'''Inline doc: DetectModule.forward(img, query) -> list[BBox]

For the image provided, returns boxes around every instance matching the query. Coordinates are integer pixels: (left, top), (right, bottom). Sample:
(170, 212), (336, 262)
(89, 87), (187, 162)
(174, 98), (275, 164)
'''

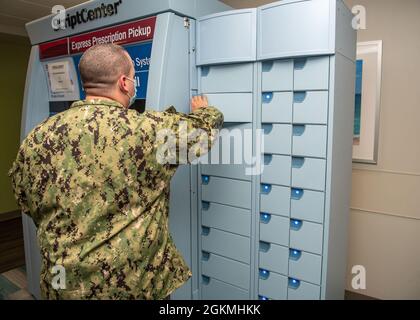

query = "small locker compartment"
(201, 123), (254, 181)
(262, 124), (292, 155)
(261, 154), (291, 186)
(292, 125), (328, 159)
(259, 213), (289, 247)
(201, 227), (250, 264)
(201, 176), (251, 209)
(200, 63), (253, 93)
(293, 91), (329, 125)
(261, 59), (294, 92)
(201, 201), (251, 237)
(202, 251), (250, 290)
(287, 278), (321, 300)
(259, 241), (289, 276)
(289, 219), (323, 255)
(261, 91), (293, 124)
(201, 276), (249, 300)
(258, 269), (288, 300)
(291, 157), (326, 192)
(260, 184), (290, 217)
(290, 188), (325, 224)
(288, 249), (322, 285)
(294, 56), (330, 91)
(201, 164), (251, 182)
(206, 93), (253, 123)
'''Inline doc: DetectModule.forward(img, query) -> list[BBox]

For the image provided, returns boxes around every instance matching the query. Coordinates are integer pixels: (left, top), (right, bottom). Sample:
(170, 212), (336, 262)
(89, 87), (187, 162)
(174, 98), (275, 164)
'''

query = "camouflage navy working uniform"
(9, 99), (223, 299)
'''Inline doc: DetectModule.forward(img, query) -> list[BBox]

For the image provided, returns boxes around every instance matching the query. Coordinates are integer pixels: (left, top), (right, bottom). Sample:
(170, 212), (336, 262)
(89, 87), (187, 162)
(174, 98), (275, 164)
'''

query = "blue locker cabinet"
(195, 0), (356, 300)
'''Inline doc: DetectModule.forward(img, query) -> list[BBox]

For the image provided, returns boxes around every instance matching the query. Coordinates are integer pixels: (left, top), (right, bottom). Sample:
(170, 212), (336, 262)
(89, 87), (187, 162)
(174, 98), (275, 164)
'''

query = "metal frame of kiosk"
(22, 0), (231, 300)
(22, 0), (356, 300)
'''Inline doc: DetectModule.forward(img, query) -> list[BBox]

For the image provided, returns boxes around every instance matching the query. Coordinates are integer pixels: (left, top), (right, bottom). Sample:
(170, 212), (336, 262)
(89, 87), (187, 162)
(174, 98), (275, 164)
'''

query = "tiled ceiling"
(0, 0), (86, 36)
(0, 0), (277, 37)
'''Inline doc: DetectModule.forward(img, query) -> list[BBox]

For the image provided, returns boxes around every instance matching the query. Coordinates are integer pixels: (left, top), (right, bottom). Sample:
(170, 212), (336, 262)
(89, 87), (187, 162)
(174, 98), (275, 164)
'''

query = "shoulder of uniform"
(142, 109), (167, 122)
(70, 99), (124, 109)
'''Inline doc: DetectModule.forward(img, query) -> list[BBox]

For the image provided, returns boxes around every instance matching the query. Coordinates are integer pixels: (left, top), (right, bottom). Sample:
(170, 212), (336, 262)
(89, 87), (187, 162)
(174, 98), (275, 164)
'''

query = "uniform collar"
(70, 99), (126, 109)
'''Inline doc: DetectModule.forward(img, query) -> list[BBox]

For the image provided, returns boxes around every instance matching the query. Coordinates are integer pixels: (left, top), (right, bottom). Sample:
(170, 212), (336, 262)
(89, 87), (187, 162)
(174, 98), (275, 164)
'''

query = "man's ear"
(118, 75), (128, 94)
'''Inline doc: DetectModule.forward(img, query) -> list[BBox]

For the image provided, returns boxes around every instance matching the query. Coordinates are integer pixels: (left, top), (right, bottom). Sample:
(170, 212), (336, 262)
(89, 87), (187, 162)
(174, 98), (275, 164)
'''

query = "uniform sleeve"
(144, 106), (224, 165)
(8, 149), (31, 218)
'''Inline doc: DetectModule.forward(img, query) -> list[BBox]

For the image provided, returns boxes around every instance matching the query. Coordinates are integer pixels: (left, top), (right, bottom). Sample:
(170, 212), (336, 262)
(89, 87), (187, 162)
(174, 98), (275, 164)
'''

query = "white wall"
(346, 0), (420, 300)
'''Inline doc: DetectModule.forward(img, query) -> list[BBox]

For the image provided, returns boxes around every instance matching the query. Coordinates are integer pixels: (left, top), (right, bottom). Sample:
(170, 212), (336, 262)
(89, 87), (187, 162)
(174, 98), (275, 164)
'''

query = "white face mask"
(125, 77), (137, 107)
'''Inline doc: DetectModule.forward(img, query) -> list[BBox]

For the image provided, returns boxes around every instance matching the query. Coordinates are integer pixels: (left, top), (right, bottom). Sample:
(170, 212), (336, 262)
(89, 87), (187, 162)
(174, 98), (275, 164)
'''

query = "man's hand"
(191, 95), (208, 113)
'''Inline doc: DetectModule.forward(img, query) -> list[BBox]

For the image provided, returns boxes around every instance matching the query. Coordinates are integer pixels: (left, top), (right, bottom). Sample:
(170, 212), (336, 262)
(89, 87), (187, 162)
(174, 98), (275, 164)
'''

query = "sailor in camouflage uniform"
(9, 44), (223, 299)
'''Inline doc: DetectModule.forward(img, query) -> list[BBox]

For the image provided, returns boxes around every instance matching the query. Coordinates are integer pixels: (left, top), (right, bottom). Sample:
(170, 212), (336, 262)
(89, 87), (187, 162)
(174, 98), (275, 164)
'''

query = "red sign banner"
(69, 16), (156, 54)
(39, 38), (69, 60)
(39, 16), (156, 60)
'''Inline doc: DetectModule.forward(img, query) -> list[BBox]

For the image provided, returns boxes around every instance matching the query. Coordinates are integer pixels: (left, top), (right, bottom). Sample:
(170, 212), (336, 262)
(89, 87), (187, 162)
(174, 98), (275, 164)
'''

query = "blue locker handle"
(202, 226), (211, 236)
(294, 58), (307, 70)
(202, 175), (210, 185)
(291, 188), (304, 200)
(288, 278), (301, 289)
(202, 251), (211, 261)
(289, 249), (302, 261)
(294, 91), (307, 103)
(261, 184), (272, 194)
(262, 124), (273, 135)
(201, 66), (210, 77)
(259, 241), (271, 253)
(259, 269), (270, 280)
(260, 213), (272, 224)
(292, 157), (305, 168)
(263, 154), (273, 165)
(290, 219), (303, 231)
(202, 275), (211, 285)
(262, 61), (274, 72)
(202, 201), (210, 210)
(292, 125), (306, 136)
(262, 92), (274, 104)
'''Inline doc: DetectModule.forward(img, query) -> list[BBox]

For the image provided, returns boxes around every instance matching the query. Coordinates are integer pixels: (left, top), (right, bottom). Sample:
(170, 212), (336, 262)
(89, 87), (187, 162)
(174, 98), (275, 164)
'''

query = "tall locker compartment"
(195, 0), (356, 300)
(196, 9), (258, 300)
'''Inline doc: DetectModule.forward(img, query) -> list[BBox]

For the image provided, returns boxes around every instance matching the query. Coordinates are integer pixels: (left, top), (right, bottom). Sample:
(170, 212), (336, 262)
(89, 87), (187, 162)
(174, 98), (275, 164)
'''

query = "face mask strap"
(124, 76), (137, 107)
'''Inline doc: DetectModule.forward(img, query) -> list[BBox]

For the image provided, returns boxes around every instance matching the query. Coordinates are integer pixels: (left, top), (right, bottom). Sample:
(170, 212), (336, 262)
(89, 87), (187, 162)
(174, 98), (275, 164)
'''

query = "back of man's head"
(79, 44), (132, 94)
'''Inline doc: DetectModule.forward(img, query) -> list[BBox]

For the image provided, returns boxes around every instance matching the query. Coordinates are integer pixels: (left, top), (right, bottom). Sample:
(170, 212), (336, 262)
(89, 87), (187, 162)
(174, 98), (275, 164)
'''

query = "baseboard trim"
(345, 290), (378, 300)
(0, 210), (21, 223)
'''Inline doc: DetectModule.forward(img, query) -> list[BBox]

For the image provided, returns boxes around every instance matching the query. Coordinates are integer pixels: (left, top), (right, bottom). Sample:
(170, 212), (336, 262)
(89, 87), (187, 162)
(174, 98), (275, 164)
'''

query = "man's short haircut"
(79, 43), (133, 91)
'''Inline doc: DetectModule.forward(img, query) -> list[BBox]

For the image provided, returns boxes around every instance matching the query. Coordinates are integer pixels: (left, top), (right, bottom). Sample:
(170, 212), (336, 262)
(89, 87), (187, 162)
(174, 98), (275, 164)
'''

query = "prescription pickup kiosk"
(22, 0), (356, 300)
